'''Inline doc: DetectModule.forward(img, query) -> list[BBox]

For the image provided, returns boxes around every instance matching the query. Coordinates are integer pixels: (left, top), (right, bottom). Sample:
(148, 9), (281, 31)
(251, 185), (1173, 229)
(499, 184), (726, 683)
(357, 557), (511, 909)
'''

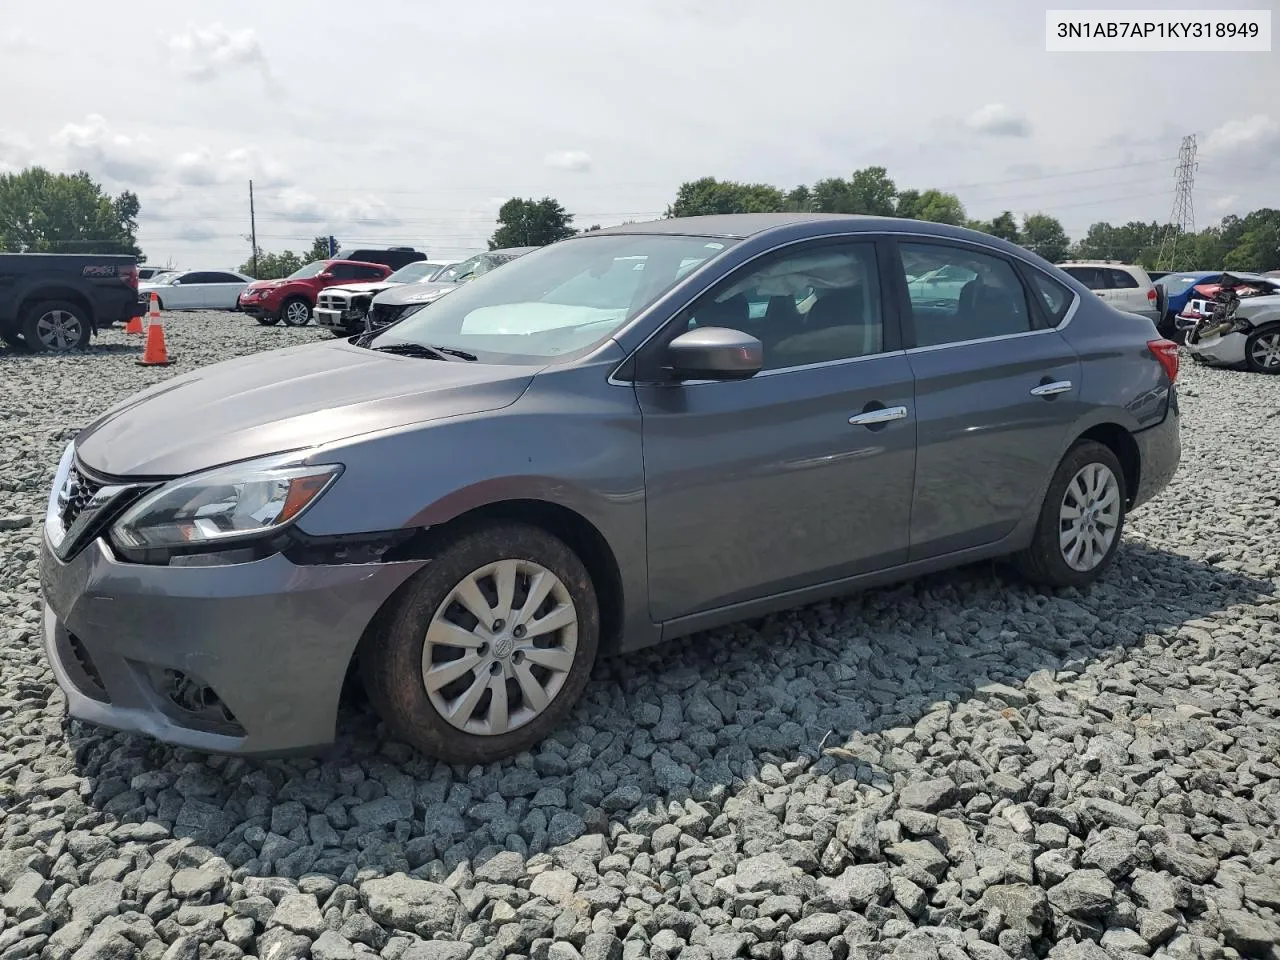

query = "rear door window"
(1106, 269), (1139, 289)
(1061, 266), (1106, 290)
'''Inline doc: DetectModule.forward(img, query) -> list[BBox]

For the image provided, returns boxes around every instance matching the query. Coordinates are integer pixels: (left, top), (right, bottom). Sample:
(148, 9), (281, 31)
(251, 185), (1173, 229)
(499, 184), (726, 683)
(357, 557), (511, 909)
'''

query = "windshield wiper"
(367, 342), (478, 361)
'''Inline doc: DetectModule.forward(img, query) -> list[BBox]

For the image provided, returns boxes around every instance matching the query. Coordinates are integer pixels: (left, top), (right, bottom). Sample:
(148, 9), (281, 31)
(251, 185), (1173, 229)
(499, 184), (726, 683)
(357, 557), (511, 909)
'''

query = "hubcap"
(1251, 333), (1280, 369)
(36, 310), (83, 350)
(286, 302), (308, 324)
(422, 559), (578, 736)
(1059, 462), (1121, 572)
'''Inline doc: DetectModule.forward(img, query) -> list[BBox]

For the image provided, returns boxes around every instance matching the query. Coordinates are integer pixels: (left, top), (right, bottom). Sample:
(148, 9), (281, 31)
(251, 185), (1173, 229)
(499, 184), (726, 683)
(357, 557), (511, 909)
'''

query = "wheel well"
(357, 499), (626, 661)
(20, 288), (95, 324)
(1078, 423), (1140, 505)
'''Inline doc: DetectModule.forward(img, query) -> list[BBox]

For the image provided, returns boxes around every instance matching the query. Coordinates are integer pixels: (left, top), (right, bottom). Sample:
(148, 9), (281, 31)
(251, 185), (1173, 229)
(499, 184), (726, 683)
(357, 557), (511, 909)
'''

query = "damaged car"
(1182, 273), (1280, 373)
(364, 247), (536, 334)
(314, 260), (455, 337)
(38, 213), (1181, 762)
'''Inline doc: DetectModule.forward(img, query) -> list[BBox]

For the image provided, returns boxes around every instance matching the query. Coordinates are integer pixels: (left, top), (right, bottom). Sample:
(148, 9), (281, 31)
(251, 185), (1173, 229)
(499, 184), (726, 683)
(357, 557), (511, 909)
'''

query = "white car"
(314, 260), (456, 336)
(1057, 260), (1161, 323)
(139, 269), (255, 311)
(1171, 272), (1280, 341)
(1183, 282), (1280, 374)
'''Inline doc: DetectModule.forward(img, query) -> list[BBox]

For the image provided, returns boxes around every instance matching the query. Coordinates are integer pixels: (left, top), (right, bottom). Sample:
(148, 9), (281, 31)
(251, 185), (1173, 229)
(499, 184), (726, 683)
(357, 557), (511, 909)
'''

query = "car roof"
(590, 212), (881, 239)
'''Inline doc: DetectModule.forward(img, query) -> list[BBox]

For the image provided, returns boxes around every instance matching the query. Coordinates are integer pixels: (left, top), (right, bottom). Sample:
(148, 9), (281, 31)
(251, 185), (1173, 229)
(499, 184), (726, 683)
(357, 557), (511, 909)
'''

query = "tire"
(1012, 439), (1127, 590)
(22, 300), (91, 352)
(361, 521), (600, 764)
(1244, 327), (1280, 374)
(256, 315), (280, 326)
(281, 298), (312, 326)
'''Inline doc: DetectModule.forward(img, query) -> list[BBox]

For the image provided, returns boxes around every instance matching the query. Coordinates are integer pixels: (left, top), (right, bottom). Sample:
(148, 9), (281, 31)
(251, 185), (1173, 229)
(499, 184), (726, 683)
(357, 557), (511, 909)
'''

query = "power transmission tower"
(1156, 135), (1197, 270)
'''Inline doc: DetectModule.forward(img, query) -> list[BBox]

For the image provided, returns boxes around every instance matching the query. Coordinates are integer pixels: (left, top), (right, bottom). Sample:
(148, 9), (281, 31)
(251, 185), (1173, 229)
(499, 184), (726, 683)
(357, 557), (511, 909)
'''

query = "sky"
(1, 0), (1277, 270)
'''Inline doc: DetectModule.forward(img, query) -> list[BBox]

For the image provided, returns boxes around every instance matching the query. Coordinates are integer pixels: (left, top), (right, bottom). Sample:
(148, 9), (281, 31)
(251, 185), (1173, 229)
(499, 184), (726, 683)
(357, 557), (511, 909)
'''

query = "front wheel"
(281, 298), (312, 326)
(22, 300), (91, 352)
(1244, 327), (1280, 374)
(361, 521), (599, 764)
(1012, 439), (1127, 589)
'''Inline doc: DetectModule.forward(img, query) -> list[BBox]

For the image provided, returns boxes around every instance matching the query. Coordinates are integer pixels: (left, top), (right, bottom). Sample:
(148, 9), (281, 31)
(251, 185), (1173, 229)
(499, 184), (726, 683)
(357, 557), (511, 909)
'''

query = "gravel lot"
(2, 313), (1279, 960)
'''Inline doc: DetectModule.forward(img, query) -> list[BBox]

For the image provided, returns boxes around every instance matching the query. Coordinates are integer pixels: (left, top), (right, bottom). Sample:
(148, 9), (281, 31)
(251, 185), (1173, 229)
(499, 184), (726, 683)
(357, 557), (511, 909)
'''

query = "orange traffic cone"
(136, 314), (172, 366)
(148, 292), (161, 323)
(124, 313), (143, 334)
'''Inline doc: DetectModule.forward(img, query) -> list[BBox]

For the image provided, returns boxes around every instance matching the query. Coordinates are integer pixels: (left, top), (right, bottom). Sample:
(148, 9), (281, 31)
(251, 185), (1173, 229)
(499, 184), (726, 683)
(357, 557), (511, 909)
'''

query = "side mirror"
(665, 327), (763, 381)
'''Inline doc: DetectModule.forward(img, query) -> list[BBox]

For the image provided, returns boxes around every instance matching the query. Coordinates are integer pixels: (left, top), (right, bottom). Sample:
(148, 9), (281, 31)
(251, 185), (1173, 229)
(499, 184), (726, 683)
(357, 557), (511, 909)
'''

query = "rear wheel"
(22, 300), (91, 352)
(1013, 439), (1127, 589)
(361, 521), (599, 764)
(281, 298), (311, 326)
(1244, 327), (1280, 374)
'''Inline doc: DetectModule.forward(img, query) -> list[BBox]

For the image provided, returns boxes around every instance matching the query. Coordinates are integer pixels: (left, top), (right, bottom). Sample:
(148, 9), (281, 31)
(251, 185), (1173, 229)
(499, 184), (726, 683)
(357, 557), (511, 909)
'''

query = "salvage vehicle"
(238, 259), (393, 326)
(1163, 270), (1280, 341)
(39, 213), (1182, 762)
(0, 252), (144, 351)
(315, 260), (454, 337)
(1184, 273), (1280, 373)
(365, 247), (535, 332)
(139, 269), (255, 312)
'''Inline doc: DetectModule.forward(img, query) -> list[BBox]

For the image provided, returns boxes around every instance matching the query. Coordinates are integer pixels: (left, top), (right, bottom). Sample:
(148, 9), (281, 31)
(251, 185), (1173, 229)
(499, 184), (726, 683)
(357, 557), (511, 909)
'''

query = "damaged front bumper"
(1185, 316), (1252, 366)
(39, 529), (426, 756)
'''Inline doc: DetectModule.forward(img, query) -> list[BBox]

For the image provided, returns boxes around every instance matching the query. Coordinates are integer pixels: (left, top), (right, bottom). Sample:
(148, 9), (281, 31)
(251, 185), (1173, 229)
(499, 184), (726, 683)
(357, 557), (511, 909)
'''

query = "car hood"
(373, 280), (459, 306)
(325, 280), (403, 297)
(73, 339), (536, 477)
(245, 278), (289, 292)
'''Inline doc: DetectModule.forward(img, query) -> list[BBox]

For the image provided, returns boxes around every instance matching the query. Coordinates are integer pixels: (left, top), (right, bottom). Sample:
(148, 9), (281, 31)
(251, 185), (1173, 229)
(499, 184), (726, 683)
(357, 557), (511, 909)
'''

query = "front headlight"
(110, 454), (343, 556)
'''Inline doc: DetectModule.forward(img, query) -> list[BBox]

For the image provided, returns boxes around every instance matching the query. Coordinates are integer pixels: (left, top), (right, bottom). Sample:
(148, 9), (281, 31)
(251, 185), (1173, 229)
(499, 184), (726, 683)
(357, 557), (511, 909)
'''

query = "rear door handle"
(1030, 380), (1073, 397)
(848, 405), (908, 426)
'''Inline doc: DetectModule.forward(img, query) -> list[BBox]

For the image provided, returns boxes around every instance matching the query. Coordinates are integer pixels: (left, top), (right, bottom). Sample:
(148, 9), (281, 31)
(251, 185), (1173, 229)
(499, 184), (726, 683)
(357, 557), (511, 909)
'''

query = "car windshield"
(287, 261), (328, 280)
(386, 262), (439, 283)
(435, 253), (515, 284)
(368, 233), (735, 363)
(1162, 274), (1214, 296)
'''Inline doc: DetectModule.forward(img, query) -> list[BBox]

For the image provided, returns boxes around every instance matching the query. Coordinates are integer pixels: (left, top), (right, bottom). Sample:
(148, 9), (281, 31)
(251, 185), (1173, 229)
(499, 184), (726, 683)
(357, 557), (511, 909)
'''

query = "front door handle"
(1030, 380), (1073, 397)
(848, 405), (908, 427)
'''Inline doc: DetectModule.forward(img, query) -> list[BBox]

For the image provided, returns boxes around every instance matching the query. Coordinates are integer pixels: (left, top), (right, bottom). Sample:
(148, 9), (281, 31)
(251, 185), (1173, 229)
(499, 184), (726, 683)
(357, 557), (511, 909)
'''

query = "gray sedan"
(39, 213), (1182, 762)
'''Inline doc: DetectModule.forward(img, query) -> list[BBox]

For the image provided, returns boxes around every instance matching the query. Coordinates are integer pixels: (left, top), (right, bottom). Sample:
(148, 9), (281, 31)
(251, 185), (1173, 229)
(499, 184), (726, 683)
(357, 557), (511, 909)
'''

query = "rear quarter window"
(1029, 271), (1074, 324)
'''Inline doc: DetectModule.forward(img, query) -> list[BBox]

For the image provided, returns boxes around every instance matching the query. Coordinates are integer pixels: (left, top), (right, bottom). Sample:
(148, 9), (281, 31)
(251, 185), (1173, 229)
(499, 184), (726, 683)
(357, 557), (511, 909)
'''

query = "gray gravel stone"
(3, 323), (1280, 960)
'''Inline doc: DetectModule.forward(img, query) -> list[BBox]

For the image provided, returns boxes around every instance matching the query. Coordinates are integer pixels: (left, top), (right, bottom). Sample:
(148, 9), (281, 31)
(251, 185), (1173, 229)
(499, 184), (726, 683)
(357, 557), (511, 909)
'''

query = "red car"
(238, 259), (393, 327)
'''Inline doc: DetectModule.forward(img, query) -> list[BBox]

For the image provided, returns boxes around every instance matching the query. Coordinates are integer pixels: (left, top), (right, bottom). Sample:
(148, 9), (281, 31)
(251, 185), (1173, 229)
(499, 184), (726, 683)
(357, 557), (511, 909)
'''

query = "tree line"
(3, 165), (1275, 275)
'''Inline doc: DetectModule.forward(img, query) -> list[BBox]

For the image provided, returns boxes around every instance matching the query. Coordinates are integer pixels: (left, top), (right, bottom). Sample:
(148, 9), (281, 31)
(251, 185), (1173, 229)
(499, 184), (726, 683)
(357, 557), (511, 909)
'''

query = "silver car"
(39, 214), (1182, 763)
(366, 247), (536, 332)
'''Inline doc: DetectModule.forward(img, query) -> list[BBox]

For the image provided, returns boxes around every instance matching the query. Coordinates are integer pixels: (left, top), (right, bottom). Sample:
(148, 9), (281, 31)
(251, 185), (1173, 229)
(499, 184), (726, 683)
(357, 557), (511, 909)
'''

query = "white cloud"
(169, 23), (268, 81)
(545, 150), (593, 173)
(964, 104), (1031, 138)
(174, 145), (292, 188)
(1202, 114), (1280, 168)
(0, 28), (38, 52)
(340, 196), (402, 227)
(0, 130), (32, 174)
(51, 114), (164, 185)
(267, 188), (326, 223)
(1211, 194), (1240, 212)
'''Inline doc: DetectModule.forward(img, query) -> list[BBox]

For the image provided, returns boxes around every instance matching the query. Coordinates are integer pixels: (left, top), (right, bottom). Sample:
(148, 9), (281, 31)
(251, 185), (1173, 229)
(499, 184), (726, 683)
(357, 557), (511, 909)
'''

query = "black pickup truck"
(0, 253), (144, 352)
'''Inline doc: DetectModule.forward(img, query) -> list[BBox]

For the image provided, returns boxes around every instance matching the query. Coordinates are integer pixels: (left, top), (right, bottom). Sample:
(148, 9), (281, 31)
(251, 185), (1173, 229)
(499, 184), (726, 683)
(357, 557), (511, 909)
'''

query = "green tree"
(905, 189), (966, 225)
(811, 167), (898, 216)
(1020, 213), (1070, 263)
(308, 236), (333, 261)
(238, 246), (308, 280)
(489, 197), (577, 249)
(666, 177), (787, 217)
(0, 166), (142, 257)
(988, 211), (1021, 243)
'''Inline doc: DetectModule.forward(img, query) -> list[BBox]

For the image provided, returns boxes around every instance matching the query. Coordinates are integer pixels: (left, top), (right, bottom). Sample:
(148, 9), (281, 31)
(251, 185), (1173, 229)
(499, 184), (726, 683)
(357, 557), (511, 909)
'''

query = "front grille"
(318, 293), (347, 310)
(60, 466), (102, 532)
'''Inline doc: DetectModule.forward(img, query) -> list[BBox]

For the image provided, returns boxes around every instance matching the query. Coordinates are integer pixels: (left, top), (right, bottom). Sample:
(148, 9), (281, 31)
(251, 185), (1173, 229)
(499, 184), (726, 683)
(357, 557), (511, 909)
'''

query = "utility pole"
(249, 179), (259, 278)
(1156, 135), (1197, 271)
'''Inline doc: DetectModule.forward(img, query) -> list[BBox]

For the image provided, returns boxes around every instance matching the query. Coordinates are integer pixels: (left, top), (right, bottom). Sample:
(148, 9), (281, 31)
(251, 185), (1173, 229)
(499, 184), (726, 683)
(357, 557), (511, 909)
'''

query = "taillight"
(119, 264), (138, 290)
(1148, 339), (1179, 383)
(1147, 288), (1157, 301)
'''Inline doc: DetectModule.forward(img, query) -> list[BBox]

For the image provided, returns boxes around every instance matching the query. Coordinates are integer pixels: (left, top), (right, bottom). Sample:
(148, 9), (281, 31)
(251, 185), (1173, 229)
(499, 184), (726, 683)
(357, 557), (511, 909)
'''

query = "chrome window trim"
(606, 228), (1082, 386)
